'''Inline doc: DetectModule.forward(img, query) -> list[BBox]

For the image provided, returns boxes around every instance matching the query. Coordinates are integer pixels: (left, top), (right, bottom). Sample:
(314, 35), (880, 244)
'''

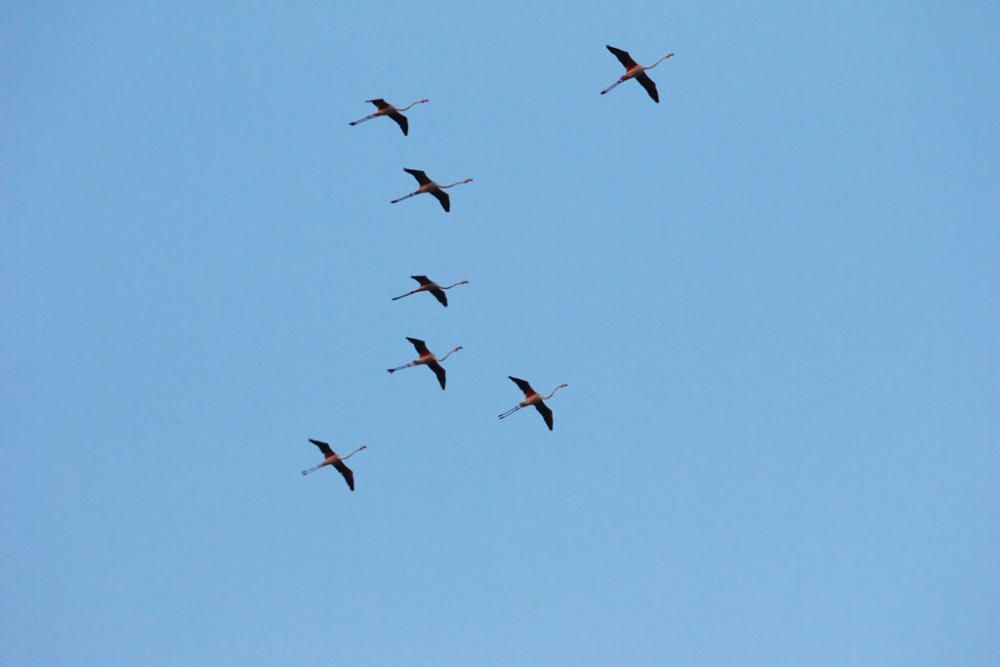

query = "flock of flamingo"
(302, 45), (674, 492)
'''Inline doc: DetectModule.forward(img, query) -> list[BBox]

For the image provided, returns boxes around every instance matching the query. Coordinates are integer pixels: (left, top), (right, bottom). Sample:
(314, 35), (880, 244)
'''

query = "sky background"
(2, 2), (998, 665)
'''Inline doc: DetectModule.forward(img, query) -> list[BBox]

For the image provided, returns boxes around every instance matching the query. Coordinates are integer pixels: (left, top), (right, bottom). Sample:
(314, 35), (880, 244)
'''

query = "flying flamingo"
(301, 439), (367, 491)
(349, 98), (429, 136)
(498, 376), (569, 431)
(392, 275), (470, 307)
(391, 168), (473, 212)
(387, 337), (463, 390)
(600, 45), (674, 103)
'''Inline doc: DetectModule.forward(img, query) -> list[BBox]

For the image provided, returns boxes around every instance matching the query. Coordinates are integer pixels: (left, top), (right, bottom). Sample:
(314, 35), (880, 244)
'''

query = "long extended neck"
(440, 179), (472, 190)
(442, 280), (469, 290)
(342, 444), (367, 461)
(439, 346), (463, 362)
(543, 384), (568, 400)
(398, 99), (428, 111)
(648, 53), (674, 69)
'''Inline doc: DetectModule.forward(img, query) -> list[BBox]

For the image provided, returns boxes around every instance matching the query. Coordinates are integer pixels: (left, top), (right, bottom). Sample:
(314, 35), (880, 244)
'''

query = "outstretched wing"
(388, 111), (408, 136)
(606, 45), (638, 69)
(508, 376), (536, 397)
(534, 401), (554, 431)
(406, 337), (430, 355)
(332, 460), (355, 491)
(635, 72), (659, 103)
(403, 168), (431, 185)
(411, 275), (433, 286)
(366, 98), (391, 109)
(308, 438), (334, 457)
(428, 287), (448, 307)
(430, 189), (451, 212)
(427, 360), (446, 390)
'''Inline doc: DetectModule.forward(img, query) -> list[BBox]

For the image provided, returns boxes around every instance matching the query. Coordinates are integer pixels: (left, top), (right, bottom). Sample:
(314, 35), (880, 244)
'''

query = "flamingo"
(301, 439), (367, 491)
(498, 376), (569, 431)
(349, 98), (429, 136)
(391, 168), (473, 212)
(392, 275), (470, 307)
(387, 337), (463, 390)
(600, 45), (674, 103)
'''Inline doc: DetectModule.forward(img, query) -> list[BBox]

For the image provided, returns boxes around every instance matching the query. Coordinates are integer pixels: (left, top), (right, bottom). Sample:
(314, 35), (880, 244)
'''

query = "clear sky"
(2, 2), (997, 665)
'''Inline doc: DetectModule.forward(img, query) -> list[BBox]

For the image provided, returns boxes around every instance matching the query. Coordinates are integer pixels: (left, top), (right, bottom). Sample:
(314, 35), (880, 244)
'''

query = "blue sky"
(2, 2), (997, 665)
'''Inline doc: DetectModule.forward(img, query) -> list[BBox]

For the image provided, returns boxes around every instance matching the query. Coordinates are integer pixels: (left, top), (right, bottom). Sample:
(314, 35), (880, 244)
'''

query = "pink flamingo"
(349, 98), (429, 136)
(301, 439), (367, 491)
(391, 168), (473, 212)
(387, 337), (463, 390)
(392, 275), (470, 307)
(498, 376), (569, 431)
(600, 45), (674, 103)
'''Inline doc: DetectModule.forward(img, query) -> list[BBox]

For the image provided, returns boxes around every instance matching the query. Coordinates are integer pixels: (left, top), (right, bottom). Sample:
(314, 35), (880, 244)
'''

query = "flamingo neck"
(442, 280), (469, 290)
(440, 180), (472, 189)
(343, 444), (367, 460)
(544, 385), (568, 400)
(649, 53), (674, 69)
(398, 99), (428, 111)
(439, 346), (463, 362)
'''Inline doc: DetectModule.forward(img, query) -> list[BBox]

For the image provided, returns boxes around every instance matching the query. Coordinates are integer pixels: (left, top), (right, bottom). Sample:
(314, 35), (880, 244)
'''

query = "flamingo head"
(419, 98), (430, 103)
(463, 178), (474, 184)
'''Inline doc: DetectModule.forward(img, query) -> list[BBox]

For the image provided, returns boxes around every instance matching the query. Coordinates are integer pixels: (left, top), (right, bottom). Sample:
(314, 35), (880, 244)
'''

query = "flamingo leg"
(349, 114), (377, 126)
(600, 79), (624, 95)
(391, 289), (420, 301)
(387, 362), (416, 373)
(390, 191), (418, 204)
(498, 405), (523, 419)
(301, 463), (325, 475)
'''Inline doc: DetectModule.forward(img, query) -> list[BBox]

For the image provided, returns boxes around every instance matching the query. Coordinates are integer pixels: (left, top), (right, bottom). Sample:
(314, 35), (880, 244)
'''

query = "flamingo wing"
(428, 287), (448, 307)
(405, 337), (430, 355)
(427, 360), (447, 390)
(308, 438), (334, 457)
(332, 460), (355, 491)
(411, 275), (434, 286)
(508, 376), (536, 397)
(534, 401), (554, 430)
(388, 111), (409, 136)
(366, 98), (391, 109)
(606, 45), (638, 70)
(403, 168), (431, 185)
(430, 188), (451, 212)
(635, 72), (659, 103)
